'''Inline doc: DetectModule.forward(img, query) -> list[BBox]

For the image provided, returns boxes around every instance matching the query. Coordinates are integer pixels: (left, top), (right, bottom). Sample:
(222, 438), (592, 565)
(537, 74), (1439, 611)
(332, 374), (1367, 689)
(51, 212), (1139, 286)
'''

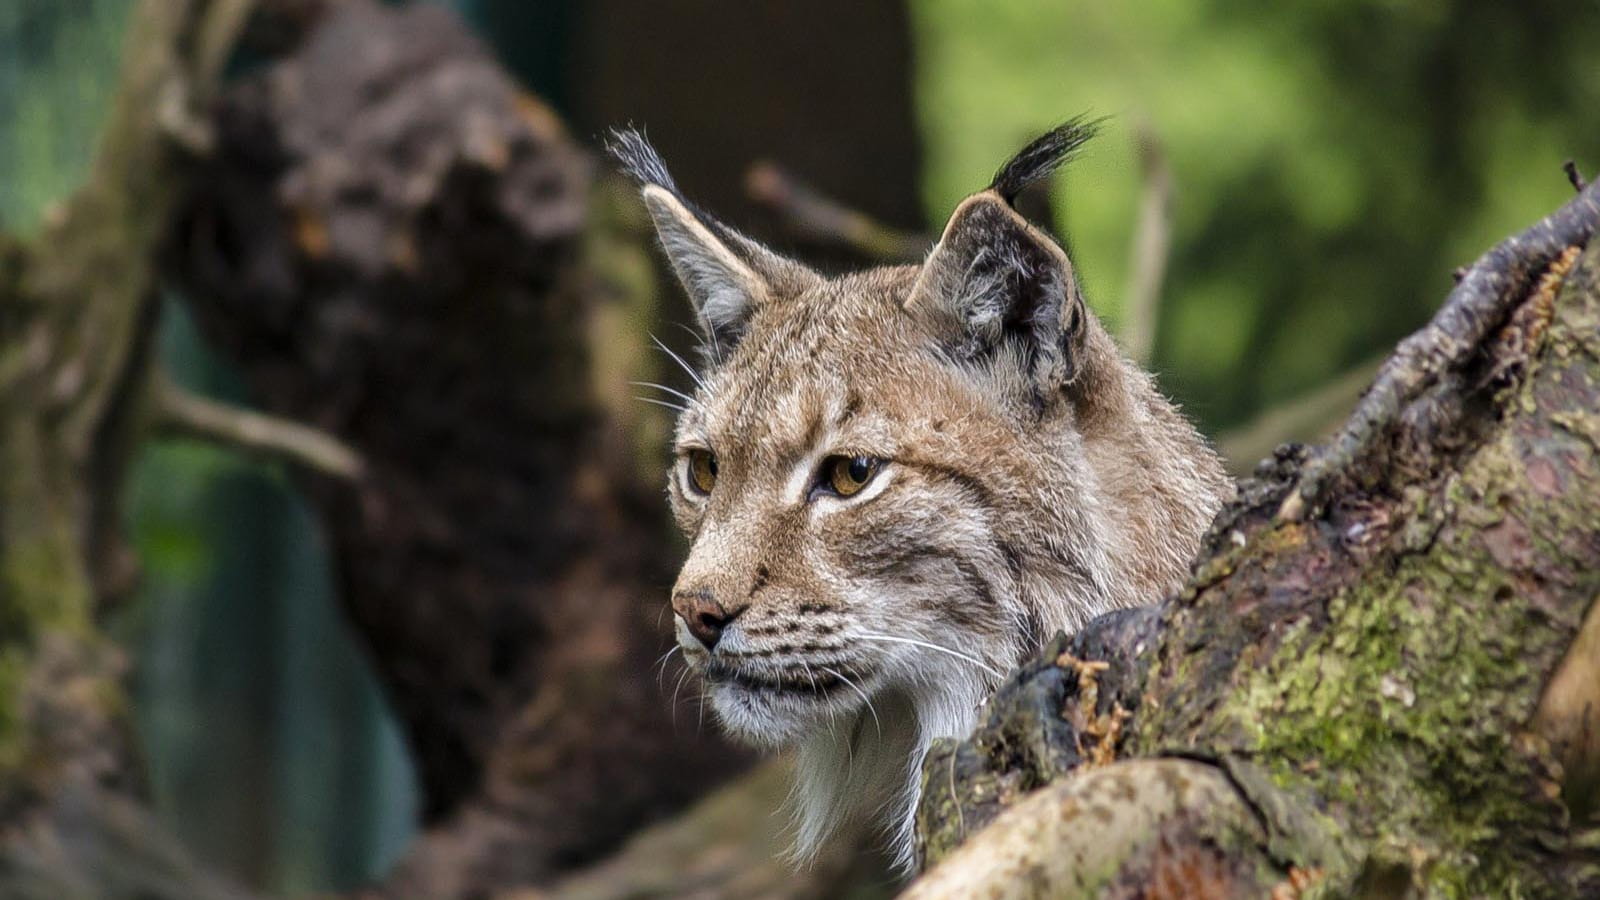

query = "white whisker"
(629, 380), (698, 406)
(799, 659), (841, 746)
(820, 665), (880, 737)
(670, 320), (726, 367)
(670, 321), (719, 365)
(654, 645), (682, 688)
(855, 632), (1005, 680)
(635, 395), (688, 413)
(670, 665), (693, 719)
(650, 334), (708, 392)
(701, 315), (725, 366)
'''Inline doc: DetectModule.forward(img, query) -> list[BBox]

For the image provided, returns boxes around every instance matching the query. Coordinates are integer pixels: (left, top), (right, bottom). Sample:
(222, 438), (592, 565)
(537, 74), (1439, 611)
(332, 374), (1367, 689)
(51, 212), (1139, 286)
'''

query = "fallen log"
(911, 179), (1600, 897)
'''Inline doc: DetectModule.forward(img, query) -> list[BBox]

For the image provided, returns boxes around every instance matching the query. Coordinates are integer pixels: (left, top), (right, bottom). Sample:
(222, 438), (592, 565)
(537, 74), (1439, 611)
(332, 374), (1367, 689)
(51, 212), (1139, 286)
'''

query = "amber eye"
(686, 449), (718, 495)
(825, 455), (880, 497)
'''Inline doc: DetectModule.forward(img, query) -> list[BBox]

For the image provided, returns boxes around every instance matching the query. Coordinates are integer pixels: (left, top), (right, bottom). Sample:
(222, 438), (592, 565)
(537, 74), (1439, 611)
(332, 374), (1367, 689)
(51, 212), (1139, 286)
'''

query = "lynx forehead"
(610, 120), (1233, 872)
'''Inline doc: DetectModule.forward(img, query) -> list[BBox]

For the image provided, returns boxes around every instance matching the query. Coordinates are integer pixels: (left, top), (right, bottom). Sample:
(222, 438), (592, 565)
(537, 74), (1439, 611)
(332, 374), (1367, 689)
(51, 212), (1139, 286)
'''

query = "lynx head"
(610, 121), (1230, 872)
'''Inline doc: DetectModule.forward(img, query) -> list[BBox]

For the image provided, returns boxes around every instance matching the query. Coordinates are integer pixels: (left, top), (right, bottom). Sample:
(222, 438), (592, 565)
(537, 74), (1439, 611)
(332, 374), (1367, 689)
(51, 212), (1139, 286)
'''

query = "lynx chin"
(609, 119), (1233, 873)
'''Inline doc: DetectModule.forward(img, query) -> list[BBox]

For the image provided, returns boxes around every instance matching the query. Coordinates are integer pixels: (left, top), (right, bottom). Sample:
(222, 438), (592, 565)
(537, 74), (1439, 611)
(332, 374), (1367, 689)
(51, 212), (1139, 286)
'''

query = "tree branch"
(1565, 159), (1588, 193)
(914, 197), (1600, 897)
(1121, 121), (1174, 365)
(1214, 354), (1385, 476)
(1278, 173), (1600, 522)
(152, 373), (366, 480)
(1, 0), (265, 896)
(745, 160), (930, 262)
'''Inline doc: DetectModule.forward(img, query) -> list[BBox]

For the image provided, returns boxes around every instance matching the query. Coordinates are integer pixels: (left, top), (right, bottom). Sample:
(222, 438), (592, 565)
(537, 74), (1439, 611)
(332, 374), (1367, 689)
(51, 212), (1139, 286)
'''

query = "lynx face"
(666, 268), (1031, 750)
(611, 122), (1232, 871)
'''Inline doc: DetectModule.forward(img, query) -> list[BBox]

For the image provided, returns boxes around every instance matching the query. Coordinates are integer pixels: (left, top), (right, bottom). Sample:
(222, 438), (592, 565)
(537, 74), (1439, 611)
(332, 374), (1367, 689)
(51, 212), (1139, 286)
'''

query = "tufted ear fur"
(907, 118), (1100, 403)
(608, 128), (815, 351)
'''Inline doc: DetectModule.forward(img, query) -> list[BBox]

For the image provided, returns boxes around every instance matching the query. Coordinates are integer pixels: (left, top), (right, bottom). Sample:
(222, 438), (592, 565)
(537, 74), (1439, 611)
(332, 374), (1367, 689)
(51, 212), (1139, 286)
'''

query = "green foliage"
(911, 0), (1600, 431)
(0, 0), (129, 231)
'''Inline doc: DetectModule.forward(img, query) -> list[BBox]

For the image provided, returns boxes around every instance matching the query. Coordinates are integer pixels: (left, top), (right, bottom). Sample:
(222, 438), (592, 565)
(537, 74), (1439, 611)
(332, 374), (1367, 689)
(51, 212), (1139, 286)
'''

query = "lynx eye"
(685, 449), (718, 495)
(825, 455), (881, 498)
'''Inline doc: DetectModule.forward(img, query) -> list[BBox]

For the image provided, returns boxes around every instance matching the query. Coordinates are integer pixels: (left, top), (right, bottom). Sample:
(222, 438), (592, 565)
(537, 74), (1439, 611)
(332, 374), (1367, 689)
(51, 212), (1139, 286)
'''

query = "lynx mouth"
(701, 659), (858, 699)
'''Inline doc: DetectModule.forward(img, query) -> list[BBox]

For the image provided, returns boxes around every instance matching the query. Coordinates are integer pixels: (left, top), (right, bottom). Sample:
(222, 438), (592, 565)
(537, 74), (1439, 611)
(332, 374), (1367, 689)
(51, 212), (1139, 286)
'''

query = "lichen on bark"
(912, 187), (1600, 898)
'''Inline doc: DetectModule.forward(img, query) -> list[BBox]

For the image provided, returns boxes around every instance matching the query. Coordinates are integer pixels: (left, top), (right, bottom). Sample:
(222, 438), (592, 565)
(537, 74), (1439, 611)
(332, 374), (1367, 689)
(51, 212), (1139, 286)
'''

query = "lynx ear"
(640, 185), (769, 339)
(608, 128), (814, 350)
(907, 118), (1099, 399)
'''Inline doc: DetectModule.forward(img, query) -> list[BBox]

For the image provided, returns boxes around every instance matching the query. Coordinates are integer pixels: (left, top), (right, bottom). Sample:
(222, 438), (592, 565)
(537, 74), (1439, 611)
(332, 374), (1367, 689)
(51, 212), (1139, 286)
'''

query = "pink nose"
(672, 590), (746, 650)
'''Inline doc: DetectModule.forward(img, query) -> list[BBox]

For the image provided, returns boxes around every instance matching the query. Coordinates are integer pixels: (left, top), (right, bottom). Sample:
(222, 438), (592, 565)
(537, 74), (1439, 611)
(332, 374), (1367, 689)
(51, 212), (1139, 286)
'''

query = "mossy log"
(911, 183), (1600, 897)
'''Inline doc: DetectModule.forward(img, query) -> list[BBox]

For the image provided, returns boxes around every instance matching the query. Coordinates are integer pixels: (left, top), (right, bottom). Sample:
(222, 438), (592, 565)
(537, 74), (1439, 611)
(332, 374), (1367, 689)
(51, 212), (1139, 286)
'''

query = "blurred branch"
(1215, 354), (1386, 476)
(152, 373), (366, 480)
(1121, 121), (1174, 365)
(1565, 159), (1588, 193)
(746, 161), (930, 262)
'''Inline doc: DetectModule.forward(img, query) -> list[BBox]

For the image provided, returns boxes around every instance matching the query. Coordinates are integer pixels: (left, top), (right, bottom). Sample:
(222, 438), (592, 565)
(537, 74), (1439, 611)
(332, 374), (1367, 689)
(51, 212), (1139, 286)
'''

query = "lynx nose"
(673, 590), (745, 651)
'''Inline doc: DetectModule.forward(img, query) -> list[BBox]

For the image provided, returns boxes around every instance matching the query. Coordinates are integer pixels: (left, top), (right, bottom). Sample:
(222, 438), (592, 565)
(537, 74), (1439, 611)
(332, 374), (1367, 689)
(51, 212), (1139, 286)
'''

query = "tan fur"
(620, 127), (1235, 871)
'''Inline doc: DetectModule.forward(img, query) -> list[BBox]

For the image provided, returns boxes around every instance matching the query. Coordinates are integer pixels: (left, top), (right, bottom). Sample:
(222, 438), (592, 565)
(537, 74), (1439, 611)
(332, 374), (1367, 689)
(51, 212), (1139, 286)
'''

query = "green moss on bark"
(918, 239), (1600, 897)
(1135, 241), (1600, 896)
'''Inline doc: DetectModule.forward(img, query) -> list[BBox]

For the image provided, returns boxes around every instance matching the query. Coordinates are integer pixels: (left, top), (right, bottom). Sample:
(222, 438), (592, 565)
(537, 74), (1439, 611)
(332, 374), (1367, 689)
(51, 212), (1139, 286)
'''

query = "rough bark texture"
(913, 184), (1600, 897)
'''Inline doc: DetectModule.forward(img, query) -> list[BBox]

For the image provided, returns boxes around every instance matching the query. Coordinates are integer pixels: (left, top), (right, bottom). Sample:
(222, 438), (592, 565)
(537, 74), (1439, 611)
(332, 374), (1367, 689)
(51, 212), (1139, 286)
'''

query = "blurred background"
(1, 0), (1595, 894)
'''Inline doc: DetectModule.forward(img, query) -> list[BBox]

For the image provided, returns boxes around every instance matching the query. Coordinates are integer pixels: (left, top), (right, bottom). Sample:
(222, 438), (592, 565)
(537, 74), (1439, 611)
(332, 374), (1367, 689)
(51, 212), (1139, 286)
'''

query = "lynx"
(610, 120), (1234, 871)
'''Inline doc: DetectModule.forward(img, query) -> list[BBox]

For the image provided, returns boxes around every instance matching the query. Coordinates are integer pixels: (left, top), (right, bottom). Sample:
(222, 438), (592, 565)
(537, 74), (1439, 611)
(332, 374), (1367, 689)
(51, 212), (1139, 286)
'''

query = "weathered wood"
(912, 184), (1600, 898)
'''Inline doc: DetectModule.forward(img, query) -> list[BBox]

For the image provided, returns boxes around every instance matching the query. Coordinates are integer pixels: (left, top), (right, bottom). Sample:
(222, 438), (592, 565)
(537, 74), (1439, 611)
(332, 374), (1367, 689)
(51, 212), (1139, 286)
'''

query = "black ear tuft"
(605, 126), (681, 196)
(603, 125), (823, 354)
(989, 116), (1103, 205)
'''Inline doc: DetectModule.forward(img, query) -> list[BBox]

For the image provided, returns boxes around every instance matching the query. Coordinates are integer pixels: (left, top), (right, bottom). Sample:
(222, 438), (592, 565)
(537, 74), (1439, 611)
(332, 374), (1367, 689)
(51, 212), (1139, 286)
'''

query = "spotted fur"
(613, 123), (1233, 873)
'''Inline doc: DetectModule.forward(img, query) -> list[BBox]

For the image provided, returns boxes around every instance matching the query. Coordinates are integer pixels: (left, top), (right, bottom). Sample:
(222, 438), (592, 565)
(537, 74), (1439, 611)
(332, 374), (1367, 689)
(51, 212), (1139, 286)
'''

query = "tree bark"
(911, 183), (1600, 897)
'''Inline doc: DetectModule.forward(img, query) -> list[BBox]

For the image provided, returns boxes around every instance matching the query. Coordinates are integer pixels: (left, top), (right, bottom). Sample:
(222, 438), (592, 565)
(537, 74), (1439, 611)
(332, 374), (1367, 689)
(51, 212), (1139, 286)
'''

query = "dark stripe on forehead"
(837, 389), (863, 430)
(722, 302), (827, 432)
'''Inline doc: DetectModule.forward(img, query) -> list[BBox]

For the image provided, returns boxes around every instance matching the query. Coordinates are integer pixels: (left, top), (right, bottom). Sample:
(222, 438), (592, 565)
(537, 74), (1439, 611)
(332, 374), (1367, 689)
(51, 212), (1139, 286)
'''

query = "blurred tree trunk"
(162, 1), (752, 892)
(163, 0), (928, 892)
(4, 0), (918, 894)
(0, 0), (256, 896)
